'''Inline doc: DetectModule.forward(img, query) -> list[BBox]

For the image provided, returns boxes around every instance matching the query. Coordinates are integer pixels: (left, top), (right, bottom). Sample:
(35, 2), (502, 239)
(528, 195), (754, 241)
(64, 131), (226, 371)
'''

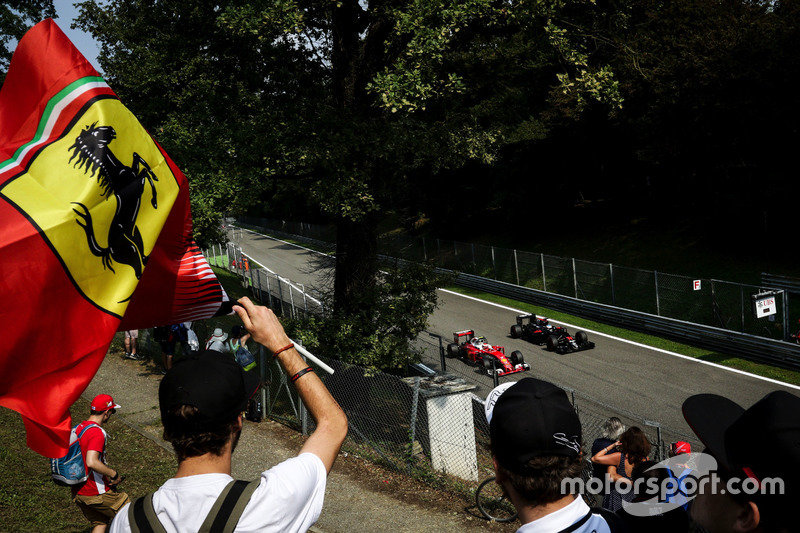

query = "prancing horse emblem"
(68, 123), (158, 280)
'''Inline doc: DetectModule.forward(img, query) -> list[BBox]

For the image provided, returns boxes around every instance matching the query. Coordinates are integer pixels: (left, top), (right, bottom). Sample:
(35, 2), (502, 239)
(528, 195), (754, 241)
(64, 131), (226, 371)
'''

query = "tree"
(0, 1), (56, 84)
(74, 0), (621, 369)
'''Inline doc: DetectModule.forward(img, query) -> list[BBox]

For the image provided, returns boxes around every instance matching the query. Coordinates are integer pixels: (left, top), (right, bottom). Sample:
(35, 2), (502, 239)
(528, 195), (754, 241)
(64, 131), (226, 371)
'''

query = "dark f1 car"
(447, 330), (530, 377)
(509, 314), (595, 354)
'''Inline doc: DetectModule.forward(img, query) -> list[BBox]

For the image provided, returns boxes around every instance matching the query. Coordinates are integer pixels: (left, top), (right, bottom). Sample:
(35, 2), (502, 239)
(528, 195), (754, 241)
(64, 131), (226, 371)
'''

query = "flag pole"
(292, 341), (335, 375)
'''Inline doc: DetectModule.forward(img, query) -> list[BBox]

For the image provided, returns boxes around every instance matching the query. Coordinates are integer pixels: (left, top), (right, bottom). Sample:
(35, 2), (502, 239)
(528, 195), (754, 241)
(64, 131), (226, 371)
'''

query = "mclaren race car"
(509, 313), (595, 354)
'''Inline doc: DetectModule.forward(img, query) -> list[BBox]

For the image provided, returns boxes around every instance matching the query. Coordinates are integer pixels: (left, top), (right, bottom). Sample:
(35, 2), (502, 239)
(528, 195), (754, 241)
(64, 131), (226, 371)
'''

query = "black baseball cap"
(159, 350), (260, 431)
(488, 378), (582, 473)
(682, 390), (800, 501)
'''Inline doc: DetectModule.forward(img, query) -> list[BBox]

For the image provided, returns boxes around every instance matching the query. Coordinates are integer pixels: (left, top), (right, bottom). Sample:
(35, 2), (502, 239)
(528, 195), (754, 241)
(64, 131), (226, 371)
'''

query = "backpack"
(50, 423), (98, 486)
(185, 327), (199, 353)
(231, 341), (256, 371)
(171, 323), (188, 343)
(128, 479), (258, 533)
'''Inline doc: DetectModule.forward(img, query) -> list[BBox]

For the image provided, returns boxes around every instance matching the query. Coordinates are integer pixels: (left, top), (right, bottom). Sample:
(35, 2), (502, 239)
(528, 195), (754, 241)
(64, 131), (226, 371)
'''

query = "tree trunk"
(333, 214), (379, 315)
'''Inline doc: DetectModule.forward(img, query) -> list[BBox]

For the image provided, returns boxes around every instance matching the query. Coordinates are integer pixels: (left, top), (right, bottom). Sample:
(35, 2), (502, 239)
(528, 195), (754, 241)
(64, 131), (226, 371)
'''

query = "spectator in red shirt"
(73, 394), (130, 533)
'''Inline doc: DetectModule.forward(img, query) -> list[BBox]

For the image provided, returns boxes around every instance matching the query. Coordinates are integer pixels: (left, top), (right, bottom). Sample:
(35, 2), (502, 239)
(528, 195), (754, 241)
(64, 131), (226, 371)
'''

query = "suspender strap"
(199, 479), (260, 533)
(129, 479), (258, 533)
(559, 509), (593, 533)
(129, 494), (168, 533)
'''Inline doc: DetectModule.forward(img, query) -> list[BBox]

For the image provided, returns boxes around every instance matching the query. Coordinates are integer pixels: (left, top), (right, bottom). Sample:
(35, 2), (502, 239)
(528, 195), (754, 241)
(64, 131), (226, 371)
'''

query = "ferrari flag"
(0, 19), (229, 457)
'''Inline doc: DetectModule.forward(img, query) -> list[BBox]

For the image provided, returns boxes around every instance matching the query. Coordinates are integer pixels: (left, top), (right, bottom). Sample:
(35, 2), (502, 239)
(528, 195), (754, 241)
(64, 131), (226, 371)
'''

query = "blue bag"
(234, 345), (256, 371)
(50, 423), (98, 486)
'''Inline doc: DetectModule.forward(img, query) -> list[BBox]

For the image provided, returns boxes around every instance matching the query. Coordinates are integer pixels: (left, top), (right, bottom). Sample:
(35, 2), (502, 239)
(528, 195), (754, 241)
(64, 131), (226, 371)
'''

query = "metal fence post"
(408, 377), (420, 473)
(655, 270), (661, 316)
(491, 246), (496, 279)
(541, 253), (547, 293)
(740, 283), (744, 333)
(610, 263), (616, 306)
(782, 289), (789, 341)
(277, 277), (284, 314)
(259, 345), (267, 420)
(514, 249), (520, 286)
(422, 236), (427, 262)
(572, 258), (578, 299)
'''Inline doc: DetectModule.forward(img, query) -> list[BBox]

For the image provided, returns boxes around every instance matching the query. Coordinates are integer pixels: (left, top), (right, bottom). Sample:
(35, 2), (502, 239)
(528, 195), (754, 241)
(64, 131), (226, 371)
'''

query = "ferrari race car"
(509, 314), (595, 355)
(446, 330), (530, 377)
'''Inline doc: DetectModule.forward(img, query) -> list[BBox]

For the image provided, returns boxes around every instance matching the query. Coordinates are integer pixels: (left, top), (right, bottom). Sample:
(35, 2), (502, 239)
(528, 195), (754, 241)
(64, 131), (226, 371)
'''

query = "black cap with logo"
(159, 350), (260, 431)
(487, 378), (582, 473)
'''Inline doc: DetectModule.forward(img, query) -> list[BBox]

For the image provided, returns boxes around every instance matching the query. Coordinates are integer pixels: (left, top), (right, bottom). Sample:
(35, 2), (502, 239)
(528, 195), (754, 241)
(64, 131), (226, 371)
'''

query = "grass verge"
(0, 398), (175, 533)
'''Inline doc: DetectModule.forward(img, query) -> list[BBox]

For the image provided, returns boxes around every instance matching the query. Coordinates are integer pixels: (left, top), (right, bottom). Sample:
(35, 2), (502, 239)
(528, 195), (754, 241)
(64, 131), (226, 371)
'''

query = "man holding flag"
(0, 19), (229, 458)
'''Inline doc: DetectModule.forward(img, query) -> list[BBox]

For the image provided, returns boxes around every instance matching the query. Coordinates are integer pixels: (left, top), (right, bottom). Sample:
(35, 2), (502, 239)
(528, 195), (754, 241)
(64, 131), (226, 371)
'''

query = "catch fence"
(238, 217), (798, 344)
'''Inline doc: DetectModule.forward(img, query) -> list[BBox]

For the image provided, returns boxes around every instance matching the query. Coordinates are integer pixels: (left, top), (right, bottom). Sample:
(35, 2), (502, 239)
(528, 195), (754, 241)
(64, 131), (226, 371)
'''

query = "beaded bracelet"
(272, 343), (294, 358)
(291, 366), (314, 383)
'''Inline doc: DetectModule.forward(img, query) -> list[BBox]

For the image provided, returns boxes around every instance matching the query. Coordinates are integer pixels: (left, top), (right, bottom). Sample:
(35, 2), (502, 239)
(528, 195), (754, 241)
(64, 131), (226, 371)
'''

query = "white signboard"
(753, 294), (777, 318)
(693, 280), (702, 291)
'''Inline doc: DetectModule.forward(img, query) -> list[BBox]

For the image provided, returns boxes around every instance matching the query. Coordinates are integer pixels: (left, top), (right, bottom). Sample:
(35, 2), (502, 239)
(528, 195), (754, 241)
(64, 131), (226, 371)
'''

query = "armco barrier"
(452, 271), (800, 372)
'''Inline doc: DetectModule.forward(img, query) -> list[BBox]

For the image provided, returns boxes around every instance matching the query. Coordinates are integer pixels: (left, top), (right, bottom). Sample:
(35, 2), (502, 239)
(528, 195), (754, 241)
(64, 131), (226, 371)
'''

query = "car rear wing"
(453, 329), (475, 344)
(516, 313), (535, 325)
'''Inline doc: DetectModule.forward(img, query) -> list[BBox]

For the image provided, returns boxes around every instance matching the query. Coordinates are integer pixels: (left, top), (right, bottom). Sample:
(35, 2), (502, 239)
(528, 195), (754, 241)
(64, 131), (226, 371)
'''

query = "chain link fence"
(197, 249), (700, 498)
(238, 218), (794, 341)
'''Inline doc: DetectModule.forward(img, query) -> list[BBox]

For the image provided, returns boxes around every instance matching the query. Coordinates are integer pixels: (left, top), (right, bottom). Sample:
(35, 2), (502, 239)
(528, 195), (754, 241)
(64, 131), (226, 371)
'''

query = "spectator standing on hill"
(681, 390), (800, 533)
(109, 297), (348, 533)
(591, 426), (652, 512)
(229, 324), (256, 372)
(590, 417), (626, 501)
(205, 327), (229, 353)
(486, 378), (627, 533)
(73, 394), (129, 533)
(122, 330), (142, 361)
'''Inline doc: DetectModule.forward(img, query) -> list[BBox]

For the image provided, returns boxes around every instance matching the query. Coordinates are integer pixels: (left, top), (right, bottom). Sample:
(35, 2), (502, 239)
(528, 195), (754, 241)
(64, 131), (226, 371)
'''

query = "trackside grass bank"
(0, 397), (175, 533)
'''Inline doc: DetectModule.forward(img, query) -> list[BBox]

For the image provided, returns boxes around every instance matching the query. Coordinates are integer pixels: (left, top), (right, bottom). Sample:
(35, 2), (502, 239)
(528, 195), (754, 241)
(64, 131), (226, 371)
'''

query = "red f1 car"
(446, 330), (530, 377)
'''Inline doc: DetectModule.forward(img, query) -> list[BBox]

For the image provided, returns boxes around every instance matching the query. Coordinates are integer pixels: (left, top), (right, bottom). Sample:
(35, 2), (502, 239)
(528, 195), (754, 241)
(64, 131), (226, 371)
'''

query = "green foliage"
(297, 261), (450, 372)
(0, 1), (56, 84)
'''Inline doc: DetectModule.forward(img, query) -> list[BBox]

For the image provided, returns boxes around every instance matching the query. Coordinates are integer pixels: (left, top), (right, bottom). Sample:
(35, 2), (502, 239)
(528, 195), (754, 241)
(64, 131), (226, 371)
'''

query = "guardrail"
(452, 271), (800, 372)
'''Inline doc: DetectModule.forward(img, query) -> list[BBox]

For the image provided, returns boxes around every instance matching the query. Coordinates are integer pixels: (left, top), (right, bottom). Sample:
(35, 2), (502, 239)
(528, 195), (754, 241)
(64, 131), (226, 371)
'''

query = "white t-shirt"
(516, 495), (620, 533)
(109, 453), (326, 533)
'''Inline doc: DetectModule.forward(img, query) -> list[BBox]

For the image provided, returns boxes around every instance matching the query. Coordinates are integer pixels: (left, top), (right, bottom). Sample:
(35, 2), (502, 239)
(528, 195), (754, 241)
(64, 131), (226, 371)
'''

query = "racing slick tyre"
(476, 477), (518, 523)
(575, 331), (588, 346)
(510, 325), (523, 339)
(482, 355), (497, 372)
(510, 350), (524, 365)
(446, 343), (460, 358)
(546, 334), (559, 352)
